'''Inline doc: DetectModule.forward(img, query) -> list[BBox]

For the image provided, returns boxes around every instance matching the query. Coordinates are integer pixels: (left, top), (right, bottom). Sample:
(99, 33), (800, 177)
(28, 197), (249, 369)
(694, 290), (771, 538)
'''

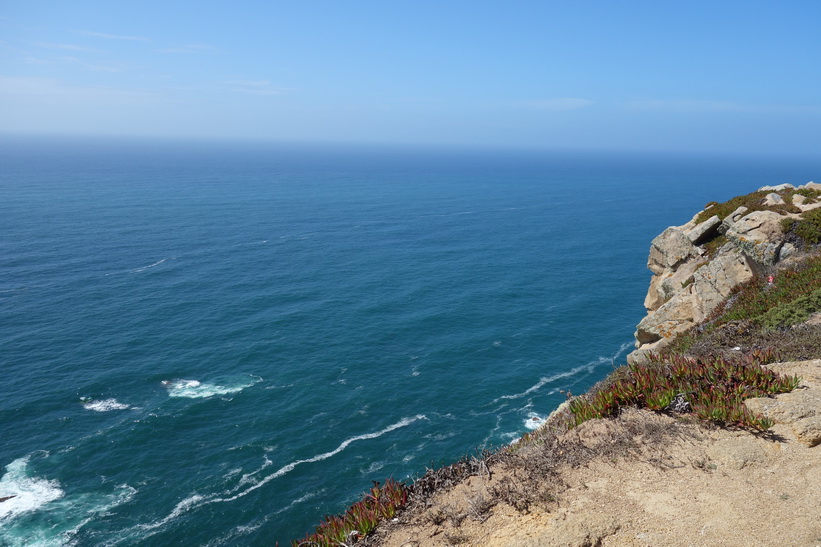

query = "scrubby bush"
(760, 288), (821, 329)
(567, 350), (800, 431)
(782, 208), (821, 245)
(293, 479), (408, 547)
(696, 190), (798, 224)
(711, 255), (821, 326)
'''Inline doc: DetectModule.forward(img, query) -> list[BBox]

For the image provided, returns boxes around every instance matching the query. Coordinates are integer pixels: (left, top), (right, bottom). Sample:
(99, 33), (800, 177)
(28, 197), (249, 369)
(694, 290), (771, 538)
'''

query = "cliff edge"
(629, 182), (821, 364)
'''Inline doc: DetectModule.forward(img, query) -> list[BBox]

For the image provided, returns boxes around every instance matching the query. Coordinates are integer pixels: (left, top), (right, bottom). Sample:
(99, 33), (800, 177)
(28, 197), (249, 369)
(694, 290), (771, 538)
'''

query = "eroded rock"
(690, 245), (756, 321)
(724, 210), (786, 264)
(647, 227), (699, 275)
(686, 215), (721, 245)
(758, 183), (795, 192)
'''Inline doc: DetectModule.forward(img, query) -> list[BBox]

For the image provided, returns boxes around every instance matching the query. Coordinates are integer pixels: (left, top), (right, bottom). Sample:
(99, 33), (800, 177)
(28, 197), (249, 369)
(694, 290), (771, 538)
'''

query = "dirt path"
(373, 360), (821, 546)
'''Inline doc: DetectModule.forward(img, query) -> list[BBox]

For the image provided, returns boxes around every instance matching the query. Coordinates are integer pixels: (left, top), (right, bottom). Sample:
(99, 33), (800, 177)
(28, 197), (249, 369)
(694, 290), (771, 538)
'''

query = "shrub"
(794, 187), (821, 201)
(293, 479), (408, 547)
(696, 190), (798, 224)
(760, 287), (821, 329)
(783, 208), (821, 245)
(567, 349), (800, 431)
(710, 255), (821, 326)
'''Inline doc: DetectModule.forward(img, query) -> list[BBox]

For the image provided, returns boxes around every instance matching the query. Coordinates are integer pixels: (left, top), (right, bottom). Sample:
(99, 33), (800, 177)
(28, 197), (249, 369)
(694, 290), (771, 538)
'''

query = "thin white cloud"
(33, 42), (100, 52)
(223, 80), (293, 96)
(0, 76), (162, 103)
(156, 44), (216, 53)
(76, 30), (150, 42)
(623, 99), (743, 112)
(518, 98), (593, 111)
(622, 99), (821, 115)
(55, 56), (122, 72)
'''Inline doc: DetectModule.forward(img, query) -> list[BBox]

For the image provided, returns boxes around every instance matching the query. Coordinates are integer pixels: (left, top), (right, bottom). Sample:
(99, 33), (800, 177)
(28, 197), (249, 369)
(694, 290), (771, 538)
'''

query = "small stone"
(792, 416), (821, 447)
(758, 183), (795, 192)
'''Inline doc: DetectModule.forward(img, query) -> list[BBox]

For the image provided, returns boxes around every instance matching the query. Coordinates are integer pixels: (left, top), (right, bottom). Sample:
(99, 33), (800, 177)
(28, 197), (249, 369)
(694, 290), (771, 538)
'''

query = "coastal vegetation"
(782, 207), (821, 245)
(696, 189), (796, 224)
(669, 254), (821, 357)
(564, 349), (799, 431)
(293, 480), (408, 547)
(290, 187), (821, 546)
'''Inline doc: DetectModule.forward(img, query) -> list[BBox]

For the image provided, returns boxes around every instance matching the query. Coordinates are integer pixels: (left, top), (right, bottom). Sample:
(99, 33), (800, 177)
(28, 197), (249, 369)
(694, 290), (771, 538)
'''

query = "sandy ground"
(372, 360), (821, 547)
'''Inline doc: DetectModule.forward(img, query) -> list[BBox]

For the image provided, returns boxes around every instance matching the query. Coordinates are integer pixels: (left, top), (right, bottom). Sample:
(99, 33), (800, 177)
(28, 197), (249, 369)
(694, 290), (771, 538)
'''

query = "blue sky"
(2, 1), (821, 154)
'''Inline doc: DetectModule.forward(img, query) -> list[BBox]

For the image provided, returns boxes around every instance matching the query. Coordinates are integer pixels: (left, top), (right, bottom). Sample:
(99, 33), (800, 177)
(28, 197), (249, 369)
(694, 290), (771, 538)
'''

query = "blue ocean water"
(1, 138), (818, 545)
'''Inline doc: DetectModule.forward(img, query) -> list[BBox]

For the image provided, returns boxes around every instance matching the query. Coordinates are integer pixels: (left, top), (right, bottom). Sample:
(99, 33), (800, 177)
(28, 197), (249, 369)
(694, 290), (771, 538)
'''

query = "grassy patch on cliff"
(667, 254), (821, 358)
(696, 190), (799, 224)
(714, 254), (821, 325)
(562, 349), (799, 431)
(782, 207), (821, 246)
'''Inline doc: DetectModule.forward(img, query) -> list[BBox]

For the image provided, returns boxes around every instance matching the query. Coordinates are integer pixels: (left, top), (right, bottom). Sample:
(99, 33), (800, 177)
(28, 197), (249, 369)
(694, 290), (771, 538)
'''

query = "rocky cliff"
(628, 182), (821, 364)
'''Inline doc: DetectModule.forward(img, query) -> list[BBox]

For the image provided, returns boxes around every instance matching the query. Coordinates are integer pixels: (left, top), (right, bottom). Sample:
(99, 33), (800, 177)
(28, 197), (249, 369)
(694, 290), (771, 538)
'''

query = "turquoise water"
(1, 138), (818, 544)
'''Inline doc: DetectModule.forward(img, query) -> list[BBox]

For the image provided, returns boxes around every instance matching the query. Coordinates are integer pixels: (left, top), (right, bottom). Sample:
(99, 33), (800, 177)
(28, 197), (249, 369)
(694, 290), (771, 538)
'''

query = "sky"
(2, 1), (821, 154)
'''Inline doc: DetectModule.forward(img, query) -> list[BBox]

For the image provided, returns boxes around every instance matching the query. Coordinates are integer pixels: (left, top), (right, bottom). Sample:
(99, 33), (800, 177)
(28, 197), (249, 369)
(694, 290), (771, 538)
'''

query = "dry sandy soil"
(370, 359), (821, 547)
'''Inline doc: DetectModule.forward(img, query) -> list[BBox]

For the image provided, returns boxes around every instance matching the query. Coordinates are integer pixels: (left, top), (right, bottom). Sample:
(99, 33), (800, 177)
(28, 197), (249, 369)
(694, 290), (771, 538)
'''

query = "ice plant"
(292, 479), (408, 546)
(568, 349), (800, 431)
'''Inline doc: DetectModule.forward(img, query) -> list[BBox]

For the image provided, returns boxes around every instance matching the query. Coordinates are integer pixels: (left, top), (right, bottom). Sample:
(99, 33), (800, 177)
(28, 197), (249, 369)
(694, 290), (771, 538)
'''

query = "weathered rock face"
(723, 210), (787, 264)
(628, 192), (802, 365)
(647, 227), (699, 274)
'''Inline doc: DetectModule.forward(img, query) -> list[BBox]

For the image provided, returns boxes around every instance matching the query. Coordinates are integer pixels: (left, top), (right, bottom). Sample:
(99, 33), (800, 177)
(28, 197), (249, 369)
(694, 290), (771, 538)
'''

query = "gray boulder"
(686, 215), (721, 245)
(647, 227), (699, 275)
(723, 210), (786, 264)
(758, 183), (794, 192)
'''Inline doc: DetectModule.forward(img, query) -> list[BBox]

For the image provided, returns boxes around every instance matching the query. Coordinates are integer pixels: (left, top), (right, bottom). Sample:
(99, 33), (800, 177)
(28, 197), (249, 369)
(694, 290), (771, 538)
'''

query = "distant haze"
(2, 1), (821, 155)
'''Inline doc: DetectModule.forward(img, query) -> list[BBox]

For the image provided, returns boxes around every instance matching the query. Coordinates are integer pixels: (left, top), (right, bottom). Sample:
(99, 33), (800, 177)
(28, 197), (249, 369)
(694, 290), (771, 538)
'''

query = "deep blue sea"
(1, 137), (818, 545)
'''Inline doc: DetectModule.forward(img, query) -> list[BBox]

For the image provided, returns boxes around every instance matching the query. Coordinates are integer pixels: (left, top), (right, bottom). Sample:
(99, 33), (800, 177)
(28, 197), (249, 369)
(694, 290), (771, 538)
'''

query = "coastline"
(296, 184), (821, 546)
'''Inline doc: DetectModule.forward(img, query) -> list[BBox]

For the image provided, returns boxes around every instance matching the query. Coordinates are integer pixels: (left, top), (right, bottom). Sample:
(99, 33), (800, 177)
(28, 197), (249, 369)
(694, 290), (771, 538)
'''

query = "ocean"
(1, 137), (818, 545)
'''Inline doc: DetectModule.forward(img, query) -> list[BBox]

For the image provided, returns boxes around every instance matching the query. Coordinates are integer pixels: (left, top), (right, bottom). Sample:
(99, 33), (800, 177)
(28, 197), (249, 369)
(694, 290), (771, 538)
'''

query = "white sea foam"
(0, 457), (64, 521)
(493, 369), (581, 402)
(0, 457), (135, 547)
(362, 461), (385, 475)
(129, 415), (427, 539)
(136, 494), (205, 532)
(130, 258), (168, 273)
(493, 340), (634, 403)
(524, 412), (545, 430)
(216, 414), (428, 502)
(163, 376), (260, 399)
(82, 398), (130, 412)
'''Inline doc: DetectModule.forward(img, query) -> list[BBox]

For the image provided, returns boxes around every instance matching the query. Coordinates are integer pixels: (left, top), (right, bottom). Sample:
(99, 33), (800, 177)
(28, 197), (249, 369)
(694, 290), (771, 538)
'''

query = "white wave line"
(614, 340), (634, 358)
(0, 287), (27, 294)
(494, 367), (589, 402)
(128, 415), (427, 539)
(131, 258), (168, 273)
(271, 489), (323, 516)
(216, 414), (427, 502)
(135, 494), (206, 532)
(493, 340), (634, 403)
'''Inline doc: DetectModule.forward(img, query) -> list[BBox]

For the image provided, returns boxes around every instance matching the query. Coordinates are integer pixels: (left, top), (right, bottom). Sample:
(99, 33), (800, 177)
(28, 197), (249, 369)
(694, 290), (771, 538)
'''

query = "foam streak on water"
(125, 415), (427, 541)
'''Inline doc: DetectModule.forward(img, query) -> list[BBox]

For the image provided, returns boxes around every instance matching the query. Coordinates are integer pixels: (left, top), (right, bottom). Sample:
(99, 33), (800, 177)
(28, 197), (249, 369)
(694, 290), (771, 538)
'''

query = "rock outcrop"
(628, 184), (819, 364)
